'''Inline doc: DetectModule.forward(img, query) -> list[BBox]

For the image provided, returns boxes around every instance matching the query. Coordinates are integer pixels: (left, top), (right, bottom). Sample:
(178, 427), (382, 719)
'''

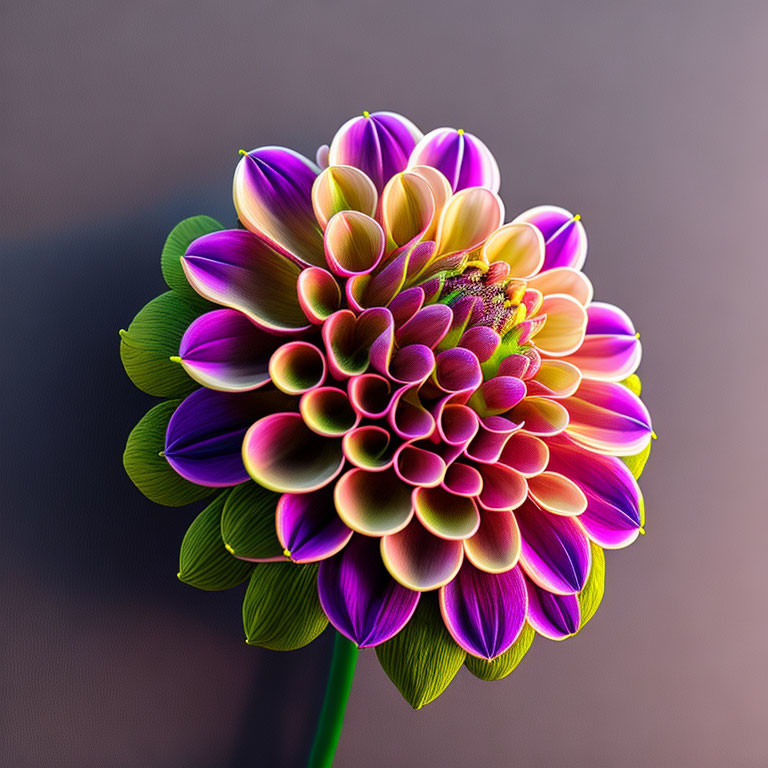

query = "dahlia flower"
(121, 110), (652, 718)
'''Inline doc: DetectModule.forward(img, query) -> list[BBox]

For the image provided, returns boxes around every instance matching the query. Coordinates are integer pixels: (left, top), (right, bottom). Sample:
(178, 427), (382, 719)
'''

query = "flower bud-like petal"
(513, 205), (587, 272)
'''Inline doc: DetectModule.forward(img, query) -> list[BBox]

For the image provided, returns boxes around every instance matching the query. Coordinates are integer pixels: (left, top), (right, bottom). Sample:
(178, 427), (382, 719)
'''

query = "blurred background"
(2, 1), (766, 766)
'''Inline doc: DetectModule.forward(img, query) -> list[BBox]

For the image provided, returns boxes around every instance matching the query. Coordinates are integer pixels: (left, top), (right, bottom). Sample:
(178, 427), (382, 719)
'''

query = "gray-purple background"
(2, 1), (766, 766)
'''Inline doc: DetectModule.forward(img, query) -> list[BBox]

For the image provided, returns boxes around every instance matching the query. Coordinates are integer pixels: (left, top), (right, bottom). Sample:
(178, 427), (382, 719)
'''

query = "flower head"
(121, 110), (652, 708)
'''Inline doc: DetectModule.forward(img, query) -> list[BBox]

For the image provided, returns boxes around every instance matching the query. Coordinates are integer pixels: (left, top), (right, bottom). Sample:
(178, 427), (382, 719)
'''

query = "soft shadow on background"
(2, 1), (766, 766)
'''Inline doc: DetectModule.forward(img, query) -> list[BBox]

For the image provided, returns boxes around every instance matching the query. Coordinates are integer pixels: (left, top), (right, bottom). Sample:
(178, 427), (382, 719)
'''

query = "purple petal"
(547, 437), (642, 548)
(318, 535), (420, 647)
(165, 388), (290, 486)
(276, 487), (353, 563)
(182, 229), (309, 334)
(408, 128), (500, 193)
(525, 578), (580, 639)
(233, 147), (324, 267)
(178, 309), (279, 391)
(513, 205), (587, 272)
(328, 111), (423, 192)
(439, 563), (527, 659)
(515, 498), (592, 594)
(585, 301), (636, 336)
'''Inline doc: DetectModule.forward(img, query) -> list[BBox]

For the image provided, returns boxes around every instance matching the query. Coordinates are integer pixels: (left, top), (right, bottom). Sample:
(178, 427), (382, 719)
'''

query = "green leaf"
(620, 373), (642, 397)
(120, 291), (208, 397)
(578, 541), (605, 629)
(161, 215), (224, 295)
(243, 562), (328, 650)
(178, 490), (253, 590)
(621, 440), (651, 479)
(123, 400), (215, 507)
(376, 593), (465, 709)
(465, 622), (535, 681)
(221, 482), (283, 560)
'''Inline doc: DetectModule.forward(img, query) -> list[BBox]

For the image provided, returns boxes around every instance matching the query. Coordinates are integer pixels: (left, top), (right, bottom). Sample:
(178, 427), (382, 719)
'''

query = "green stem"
(307, 632), (358, 768)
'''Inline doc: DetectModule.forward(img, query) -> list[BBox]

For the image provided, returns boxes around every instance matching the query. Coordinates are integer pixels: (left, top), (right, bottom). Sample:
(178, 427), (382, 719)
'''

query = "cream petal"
(482, 222), (545, 279)
(381, 171), (436, 249)
(324, 211), (385, 276)
(464, 509), (521, 573)
(527, 267), (594, 305)
(435, 188), (504, 256)
(526, 360), (582, 399)
(533, 294), (588, 357)
(311, 164), (378, 229)
(413, 486), (481, 540)
(527, 472), (588, 516)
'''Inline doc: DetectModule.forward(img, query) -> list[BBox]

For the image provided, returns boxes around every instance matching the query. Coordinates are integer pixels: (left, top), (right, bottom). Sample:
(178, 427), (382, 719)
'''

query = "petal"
(434, 347), (483, 393)
(509, 396), (569, 436)
(435, 188), (504, 255)
(407, 165), (453, 239)
(318, 535), (420, 647)
(342, 425), (398, 471)
(463, 509), (521, 573)
(527, 472), (588, 516)
(268, 341), (326, 395)
(394, 444), (446, 487)
(334, 468), (414, 535)
(182, 229), (309, 333)
(533, 294), (588, 357)
(482, 222), (545, 279)
(381, 171), (436, 248)
(439, 563), (527, 659)
(233, 147), (324, 267)
(242, 412), (344, 493)
(328, 111), (423, 192)
(413, 486), (481, 540)
(389, 384), (435, 440)
(498, 432), (550, 476)
(300, 387), (359, 437)
(464, 415), (521, 463)
(436, 403), (480, 446)
(548, 437), (642, 548)
(381, 519), (464, 591)
(585, 301), (636, 335)
(526, 360), (582, 399)
(564, 378), (653, 455)
(322, 308), (393, 378)
(513, 205), (587, 272)
(296, 267), (342, 324)
(348, 373), (392, 419)
(477, 464), (528, 511)
(442, 462), (484, 497)
(178, 309), (278, 392)
(395, 304), (453, 349)
(468, 376), (526, 417)
(311, 164), (378, 229)
(527, 267), (593, 305)
(276, 487), (353, 563)
(562, 334), (642, 382)
(165, 388), (291, 487)
(458, 326), (501, 363)
(408, 128), (500, 193)
(525, 579), (580, 640)
(324, 211), (385, 276)
(515, 498), (592, 594)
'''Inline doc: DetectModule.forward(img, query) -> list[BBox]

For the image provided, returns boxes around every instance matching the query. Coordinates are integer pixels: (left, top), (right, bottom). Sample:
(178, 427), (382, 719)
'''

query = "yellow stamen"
(639, 527), (646, 535)
(573, 213), (581, 221)
(464, 259), (488, 273)
(224, 542), (235, 554)
(651, 431), (658, 440)
(238, 149), (248, 157)
(169, 355), (182, 364)
(636, 332), (641, 339)
(362, 110), (370, 118)
(457, 128), (465, 136)
(157, 451), (164, 457)
(282, 548), (292, 558)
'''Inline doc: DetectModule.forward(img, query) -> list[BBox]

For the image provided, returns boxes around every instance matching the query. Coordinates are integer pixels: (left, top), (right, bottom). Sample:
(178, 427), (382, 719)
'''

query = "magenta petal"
(328, 111), (422, 192)
(276, 487), (353, 563)
(395, 304), (453, 349)
(439, 563), (527, 659)
(165, 388), (290, 487)
(178, 309), (278, 391)
(585, 301), (636, 336)
(548, 437), (642, 548)
(525, 578), (580, 640)
(564, 379), (652, 456)
(318, 535), (420, 647)
(515, 498), (592, 595)
(464, 416), (521, 463)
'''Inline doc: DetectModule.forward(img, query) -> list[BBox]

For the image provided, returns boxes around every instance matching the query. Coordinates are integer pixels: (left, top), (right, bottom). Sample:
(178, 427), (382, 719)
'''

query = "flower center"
(440, 265), (528, 335)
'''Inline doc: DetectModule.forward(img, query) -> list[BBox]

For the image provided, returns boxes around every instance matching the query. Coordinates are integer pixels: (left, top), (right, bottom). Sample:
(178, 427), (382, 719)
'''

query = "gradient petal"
(413, 486), (481, 540)
(233, 147), (324, 267)
(515, 498), (592, 594)
(463, 509), (521, 573)
(439, 563), (527, 659)
(324, 211), (385, 276)
(525, 579), (580, 640)
(513, 205), (587, 272)
(311, 164), (378, 229)
(435, 187), (504, 255)
(182, 229), (308, 333)
(482, 222), (545, 279)
(318, 535), (420, 647)
(276, 487), (353, 563)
